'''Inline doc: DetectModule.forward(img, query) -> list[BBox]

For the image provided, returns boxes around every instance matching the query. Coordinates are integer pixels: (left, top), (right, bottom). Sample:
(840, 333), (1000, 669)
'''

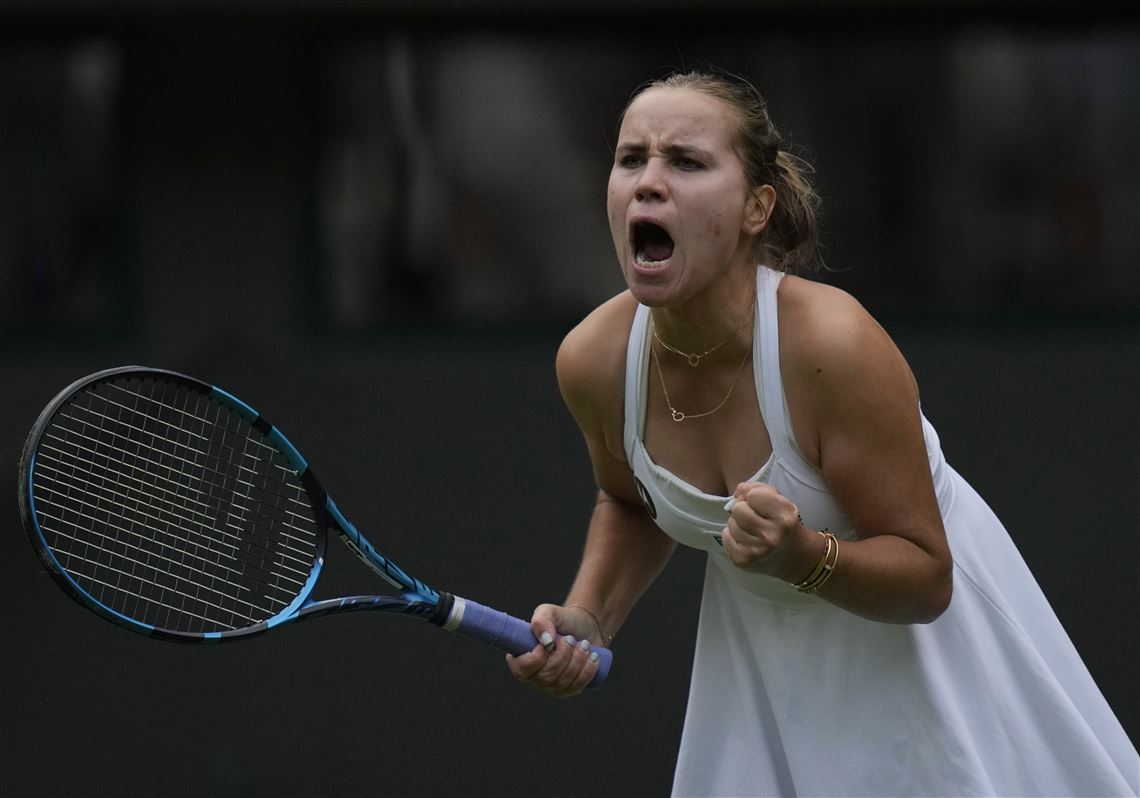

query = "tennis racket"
(18, 366), (612, 686)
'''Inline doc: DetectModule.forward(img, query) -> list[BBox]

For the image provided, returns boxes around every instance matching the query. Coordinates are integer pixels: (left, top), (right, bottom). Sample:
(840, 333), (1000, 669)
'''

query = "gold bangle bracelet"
(798, 533), (840, 594)
(793, 535), (831, 588)
(792, 530), (833, 591)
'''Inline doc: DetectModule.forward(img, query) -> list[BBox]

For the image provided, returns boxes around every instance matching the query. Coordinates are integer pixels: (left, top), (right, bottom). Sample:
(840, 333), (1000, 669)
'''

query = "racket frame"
(20, 366), (443, 642)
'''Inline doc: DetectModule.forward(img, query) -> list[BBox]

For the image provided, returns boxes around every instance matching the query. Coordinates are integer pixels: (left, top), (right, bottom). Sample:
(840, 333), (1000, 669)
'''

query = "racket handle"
(443, 596), (612, 688)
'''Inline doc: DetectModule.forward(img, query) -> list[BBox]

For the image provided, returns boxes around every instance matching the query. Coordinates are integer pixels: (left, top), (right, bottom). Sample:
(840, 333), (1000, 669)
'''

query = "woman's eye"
(675, 157), (703, 171)
(619, 154), (645, 168)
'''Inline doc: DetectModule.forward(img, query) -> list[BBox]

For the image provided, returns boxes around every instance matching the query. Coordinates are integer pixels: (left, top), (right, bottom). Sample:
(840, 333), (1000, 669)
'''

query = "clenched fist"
(722, 482), (814, 579)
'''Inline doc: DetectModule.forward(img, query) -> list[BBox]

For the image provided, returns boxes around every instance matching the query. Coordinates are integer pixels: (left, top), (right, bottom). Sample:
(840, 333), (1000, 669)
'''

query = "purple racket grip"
(444, 596), (612, 688)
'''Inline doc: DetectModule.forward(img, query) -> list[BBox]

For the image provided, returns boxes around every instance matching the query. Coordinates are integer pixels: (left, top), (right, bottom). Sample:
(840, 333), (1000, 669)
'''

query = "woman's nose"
(634, 160), (668, 203)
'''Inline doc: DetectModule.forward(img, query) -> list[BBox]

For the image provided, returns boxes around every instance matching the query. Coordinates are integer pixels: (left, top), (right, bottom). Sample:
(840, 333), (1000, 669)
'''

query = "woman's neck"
(649, 268), (758, 359)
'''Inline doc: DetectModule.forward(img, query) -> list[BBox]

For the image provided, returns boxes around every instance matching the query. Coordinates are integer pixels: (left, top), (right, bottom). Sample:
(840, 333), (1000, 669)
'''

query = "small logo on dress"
(710, 533), (724, 547)
(634, 477), (657, 520)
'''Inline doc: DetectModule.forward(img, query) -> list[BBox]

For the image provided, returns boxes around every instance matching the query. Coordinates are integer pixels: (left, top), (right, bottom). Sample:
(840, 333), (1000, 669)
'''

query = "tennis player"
(506, 69), (1139, 796)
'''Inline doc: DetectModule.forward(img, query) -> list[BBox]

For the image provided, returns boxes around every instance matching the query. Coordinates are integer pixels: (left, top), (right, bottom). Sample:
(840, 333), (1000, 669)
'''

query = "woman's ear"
(744, 184), (777, 235)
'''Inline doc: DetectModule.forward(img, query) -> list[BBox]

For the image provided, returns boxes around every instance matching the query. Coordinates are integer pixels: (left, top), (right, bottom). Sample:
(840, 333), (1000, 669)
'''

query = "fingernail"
(589, 651), (600, 664)
(578, 638), (591, 652)
(540, 631), (554, 649)
(564, 635), (576, 646)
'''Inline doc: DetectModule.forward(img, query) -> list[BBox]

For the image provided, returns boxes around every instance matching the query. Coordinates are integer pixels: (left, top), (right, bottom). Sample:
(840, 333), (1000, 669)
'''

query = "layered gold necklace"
(651, 303), (755, 422)
(651, 303), (753, 367)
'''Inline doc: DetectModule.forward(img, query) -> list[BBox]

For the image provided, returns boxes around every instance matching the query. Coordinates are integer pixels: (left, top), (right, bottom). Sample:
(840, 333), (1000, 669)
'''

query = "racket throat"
(329, 503), (442, 604)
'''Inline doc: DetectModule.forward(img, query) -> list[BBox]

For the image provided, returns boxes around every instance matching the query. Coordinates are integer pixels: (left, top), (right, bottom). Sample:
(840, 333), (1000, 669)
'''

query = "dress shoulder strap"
(623, 303), (651, 460)
(754, 266), (814, 472)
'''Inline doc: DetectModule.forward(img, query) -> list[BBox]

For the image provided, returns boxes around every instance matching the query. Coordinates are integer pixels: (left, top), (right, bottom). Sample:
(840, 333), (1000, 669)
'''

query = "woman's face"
(607, 86), (767, 309)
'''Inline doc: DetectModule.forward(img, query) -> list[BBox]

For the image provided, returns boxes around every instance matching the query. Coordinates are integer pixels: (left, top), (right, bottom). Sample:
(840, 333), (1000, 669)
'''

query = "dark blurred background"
(1, 2), (1136, 796)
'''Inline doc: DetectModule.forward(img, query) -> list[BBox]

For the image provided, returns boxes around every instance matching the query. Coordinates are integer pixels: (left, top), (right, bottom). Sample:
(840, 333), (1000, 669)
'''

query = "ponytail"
(762, 149), (822, 274)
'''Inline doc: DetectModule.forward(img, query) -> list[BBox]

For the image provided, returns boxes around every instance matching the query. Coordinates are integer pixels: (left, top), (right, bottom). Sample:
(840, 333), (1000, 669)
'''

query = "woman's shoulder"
(556, 291), (638, 450)
(776, 273), (919, 407)
(777, 272), (865, 326)
(557, 291), (637, 402)
(777, 274), (897, 364)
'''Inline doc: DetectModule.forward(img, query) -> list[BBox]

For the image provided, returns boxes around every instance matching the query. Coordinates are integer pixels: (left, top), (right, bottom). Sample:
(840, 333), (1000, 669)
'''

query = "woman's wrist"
(565, 603), (614, 647)
(791, 529), (840, 593)
(776, 521), (831, 585)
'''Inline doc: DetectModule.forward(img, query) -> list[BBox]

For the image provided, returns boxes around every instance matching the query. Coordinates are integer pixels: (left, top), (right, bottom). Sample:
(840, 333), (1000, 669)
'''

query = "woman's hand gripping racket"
(18, 366), (611, 687)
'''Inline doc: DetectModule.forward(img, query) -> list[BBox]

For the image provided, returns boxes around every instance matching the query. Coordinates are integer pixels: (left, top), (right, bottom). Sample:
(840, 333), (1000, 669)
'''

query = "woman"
(505, 70), (1138, 796)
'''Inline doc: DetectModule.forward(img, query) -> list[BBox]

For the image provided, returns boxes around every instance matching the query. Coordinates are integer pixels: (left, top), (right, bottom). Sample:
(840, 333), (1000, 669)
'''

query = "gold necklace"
(651, 334), (753, 422)
(652, 303), (754, 367)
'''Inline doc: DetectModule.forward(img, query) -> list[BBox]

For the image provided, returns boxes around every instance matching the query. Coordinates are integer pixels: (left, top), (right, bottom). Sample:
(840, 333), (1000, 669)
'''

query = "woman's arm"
(722, 279), (953, 624)
(507, 486), (675, 697)
(564, 487), (677, 644)
(506, 296), (676, 696)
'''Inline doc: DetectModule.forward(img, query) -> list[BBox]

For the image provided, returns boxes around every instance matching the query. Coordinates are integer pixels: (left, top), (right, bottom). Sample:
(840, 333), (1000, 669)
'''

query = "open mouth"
(633, 222), (675, 265)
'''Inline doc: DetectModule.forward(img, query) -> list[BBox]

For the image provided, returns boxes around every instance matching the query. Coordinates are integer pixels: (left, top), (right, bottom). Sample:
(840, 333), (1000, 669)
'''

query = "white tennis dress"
(623, 266), (1139, 797)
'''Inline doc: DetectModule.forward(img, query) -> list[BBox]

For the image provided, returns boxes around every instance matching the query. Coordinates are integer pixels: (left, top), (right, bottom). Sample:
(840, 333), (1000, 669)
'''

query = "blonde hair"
(623, 70), (822, 273)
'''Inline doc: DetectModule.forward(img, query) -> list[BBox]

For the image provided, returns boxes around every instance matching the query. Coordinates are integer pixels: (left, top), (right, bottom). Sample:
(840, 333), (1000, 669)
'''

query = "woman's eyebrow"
(615, 141), (714, 160)
(662, 143), (713, 160)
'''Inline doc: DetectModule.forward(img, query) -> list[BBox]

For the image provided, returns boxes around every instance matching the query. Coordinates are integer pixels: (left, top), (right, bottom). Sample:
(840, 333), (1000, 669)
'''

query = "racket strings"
(31, 377), (320, 633)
